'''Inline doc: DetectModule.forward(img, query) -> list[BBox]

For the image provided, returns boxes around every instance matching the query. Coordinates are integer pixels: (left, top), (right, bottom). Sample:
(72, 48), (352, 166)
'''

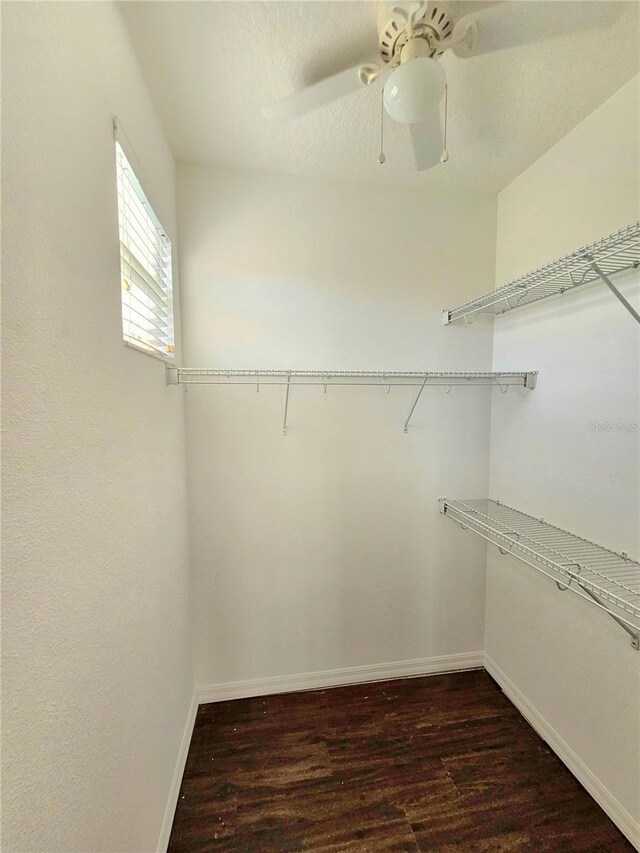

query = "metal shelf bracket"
(587, 258), (640, 324)
(404, 375), (429, 433)
(282, 373), (292, 436)
(579, 585), (640, 650)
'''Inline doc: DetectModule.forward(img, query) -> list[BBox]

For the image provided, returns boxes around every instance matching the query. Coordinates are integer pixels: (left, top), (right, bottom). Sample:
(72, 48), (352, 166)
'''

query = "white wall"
(2, 4), (193, 851)
(177, 164), (506, 687)
(487, 75), (640, 833)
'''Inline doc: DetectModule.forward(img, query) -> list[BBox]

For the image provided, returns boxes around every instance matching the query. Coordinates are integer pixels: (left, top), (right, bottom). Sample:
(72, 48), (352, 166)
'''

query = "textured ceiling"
(120, 1), (640, 192)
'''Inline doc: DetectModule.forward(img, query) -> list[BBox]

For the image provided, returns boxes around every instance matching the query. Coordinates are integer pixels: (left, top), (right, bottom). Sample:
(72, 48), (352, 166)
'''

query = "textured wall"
(487, 75), (640, 825)
(1, 4), (193, 851)
(177, 165), (502, 687)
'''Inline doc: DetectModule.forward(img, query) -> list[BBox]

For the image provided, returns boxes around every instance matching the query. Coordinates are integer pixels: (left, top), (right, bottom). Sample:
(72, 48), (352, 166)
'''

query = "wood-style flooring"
(168, 669), (632, 852)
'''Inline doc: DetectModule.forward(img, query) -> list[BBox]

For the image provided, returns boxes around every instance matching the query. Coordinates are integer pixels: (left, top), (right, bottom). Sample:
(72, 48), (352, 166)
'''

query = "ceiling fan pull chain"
(378, 90), (386, 164)
(440, 84), (449, 163)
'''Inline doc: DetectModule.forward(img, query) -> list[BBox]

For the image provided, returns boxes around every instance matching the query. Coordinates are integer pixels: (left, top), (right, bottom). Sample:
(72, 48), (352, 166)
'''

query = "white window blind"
(116, 140), (175, 358)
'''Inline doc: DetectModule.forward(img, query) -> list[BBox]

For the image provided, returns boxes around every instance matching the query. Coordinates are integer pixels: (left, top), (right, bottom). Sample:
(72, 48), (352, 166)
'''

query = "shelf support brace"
(404, 374), (428, 433)
(554, 564), (639, 650)
(588, 259), (640, 324)
(578, 586), (640, 650)
(282, 373), (291, 435)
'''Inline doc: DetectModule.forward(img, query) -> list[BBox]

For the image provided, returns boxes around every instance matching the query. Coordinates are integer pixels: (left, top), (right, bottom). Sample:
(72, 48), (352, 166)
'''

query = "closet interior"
(3, 2), (639, 852)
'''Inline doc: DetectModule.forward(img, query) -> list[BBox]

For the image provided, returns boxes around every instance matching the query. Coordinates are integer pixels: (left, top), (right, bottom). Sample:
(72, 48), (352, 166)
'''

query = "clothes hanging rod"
(442, 221), (640, 325)
(440, 498), (640, 650)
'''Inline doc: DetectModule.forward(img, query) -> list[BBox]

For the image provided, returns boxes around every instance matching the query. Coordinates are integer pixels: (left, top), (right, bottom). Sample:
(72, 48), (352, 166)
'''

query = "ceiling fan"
(263, 1), (622, 172)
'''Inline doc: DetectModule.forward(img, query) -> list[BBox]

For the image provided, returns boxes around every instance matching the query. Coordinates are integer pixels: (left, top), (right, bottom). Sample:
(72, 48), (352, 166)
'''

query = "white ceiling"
(120, 1), (640, 193)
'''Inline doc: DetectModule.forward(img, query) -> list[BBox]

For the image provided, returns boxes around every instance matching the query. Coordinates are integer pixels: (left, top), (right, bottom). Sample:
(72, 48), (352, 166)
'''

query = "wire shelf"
(167, 369), (537, 434)
(440, 498), (640, 645)
(443, 222), (640, 324)
(167, 368), (537, 387)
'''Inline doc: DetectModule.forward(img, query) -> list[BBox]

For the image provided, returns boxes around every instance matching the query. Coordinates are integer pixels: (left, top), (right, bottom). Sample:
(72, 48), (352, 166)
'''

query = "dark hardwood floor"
(168, 669), (632, 852)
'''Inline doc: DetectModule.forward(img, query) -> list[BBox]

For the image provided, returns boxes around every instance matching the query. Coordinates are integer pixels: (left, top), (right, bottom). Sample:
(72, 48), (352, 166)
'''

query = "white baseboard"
(156, 689), (198, 853)
(197, 651), (484, 704)
(485, 654), (640, 851)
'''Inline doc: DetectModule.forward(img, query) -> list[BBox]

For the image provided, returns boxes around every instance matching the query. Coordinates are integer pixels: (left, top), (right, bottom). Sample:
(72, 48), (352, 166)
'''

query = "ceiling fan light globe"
(383, 57), (446, 124)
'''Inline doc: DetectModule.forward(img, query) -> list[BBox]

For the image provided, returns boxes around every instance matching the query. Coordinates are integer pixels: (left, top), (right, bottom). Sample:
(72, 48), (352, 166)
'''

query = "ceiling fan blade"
(409, 108), (443, 172)
(452, 1), (624, 58)
(263, 64), (381, 122)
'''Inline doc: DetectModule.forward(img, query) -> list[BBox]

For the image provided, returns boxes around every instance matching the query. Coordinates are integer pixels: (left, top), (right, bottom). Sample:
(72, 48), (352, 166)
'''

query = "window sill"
(124, 338), (176, 364)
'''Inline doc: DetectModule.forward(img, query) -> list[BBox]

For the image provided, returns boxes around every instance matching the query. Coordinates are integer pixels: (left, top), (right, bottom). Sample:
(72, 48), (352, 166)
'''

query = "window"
(116, 140), (174, 358)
